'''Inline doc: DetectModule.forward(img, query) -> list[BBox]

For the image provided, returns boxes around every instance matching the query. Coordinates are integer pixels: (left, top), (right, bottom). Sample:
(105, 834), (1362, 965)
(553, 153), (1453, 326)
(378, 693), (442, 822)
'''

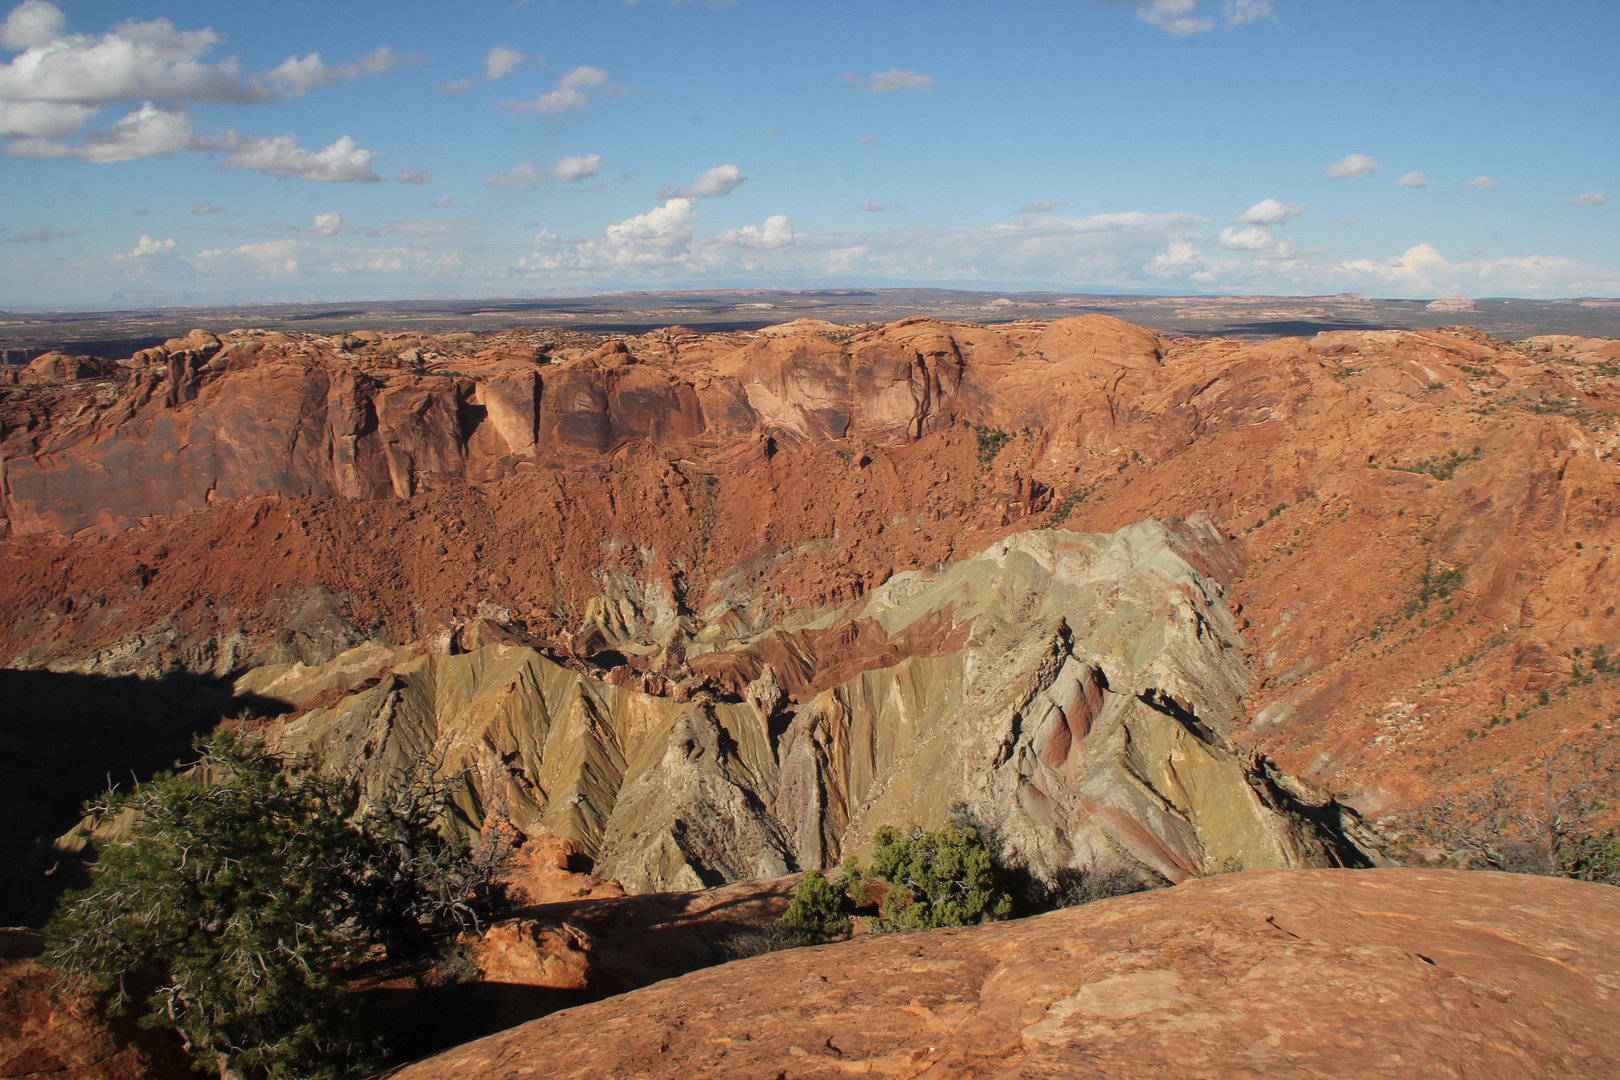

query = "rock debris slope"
(249, 519), (1375, 892)
(388, 868), (1620, 1080)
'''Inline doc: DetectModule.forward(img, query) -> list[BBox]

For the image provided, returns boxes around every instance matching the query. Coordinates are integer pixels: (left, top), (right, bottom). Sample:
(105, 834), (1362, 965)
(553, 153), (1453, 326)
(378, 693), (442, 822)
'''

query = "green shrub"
(863, 822), (1011, 931)
(44, 731), (505, 1080)
(774, 869), (853, 944)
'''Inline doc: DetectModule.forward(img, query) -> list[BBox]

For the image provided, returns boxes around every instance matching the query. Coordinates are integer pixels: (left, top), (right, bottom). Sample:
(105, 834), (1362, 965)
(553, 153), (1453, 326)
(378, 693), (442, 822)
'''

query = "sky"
(0, 0), (1615, 308)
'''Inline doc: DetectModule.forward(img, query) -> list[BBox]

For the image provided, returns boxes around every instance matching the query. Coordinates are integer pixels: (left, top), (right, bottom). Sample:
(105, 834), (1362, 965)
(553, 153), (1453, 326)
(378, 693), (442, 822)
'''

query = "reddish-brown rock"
(390, 869), (1620, 1080)
(474, 921), (595, 991)
(503, 832), (627, 906)
(0, 931), (195, 1080)
(2, 317), (1619, 840)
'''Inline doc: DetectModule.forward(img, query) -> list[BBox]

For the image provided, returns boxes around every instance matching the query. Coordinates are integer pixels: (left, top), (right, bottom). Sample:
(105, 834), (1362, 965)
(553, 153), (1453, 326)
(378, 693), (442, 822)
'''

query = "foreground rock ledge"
(391, 868), (1620, 1079)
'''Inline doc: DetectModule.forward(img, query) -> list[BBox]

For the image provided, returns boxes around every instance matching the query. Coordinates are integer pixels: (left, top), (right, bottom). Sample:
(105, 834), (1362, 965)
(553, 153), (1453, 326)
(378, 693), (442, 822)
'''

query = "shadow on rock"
(0, 667), (287, 925)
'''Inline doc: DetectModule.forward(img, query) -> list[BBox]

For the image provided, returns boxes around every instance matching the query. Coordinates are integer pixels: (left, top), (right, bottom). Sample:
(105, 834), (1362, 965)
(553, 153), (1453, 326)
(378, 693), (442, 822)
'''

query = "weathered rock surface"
(390, 868), (1620, 1080)
(246, 520), (1375, 896)
(0, 930), (195, 1080)
(474, 921), (596, 991)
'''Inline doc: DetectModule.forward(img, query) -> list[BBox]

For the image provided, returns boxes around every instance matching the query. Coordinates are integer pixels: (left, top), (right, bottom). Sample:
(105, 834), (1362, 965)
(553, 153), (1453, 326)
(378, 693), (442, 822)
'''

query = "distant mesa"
(1426, 296), (1477, 313)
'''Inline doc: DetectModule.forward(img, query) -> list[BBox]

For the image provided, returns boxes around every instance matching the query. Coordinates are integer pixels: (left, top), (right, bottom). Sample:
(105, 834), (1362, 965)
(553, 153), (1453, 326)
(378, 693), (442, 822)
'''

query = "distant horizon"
(6, 285), (1616, 318)
(7, 288), (1618, 363)
(1, 1), (1614, 308)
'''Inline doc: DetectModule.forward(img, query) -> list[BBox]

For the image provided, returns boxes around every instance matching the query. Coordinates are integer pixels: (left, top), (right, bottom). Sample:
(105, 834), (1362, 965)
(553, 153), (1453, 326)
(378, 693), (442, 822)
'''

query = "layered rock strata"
(247, 520), (1375, 892)
(3, 315), (1618, 849)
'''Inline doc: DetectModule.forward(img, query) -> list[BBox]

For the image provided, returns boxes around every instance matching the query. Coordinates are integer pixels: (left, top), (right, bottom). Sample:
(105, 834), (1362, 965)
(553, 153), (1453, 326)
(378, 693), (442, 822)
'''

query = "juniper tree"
(774, 868), (854, 944)
(862, 821), (1011, 931)
(44, 730), (506, 1080)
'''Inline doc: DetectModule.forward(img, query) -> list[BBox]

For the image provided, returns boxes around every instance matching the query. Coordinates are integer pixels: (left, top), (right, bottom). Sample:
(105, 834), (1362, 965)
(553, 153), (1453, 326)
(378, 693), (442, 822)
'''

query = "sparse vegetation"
(857, 821), (1011, 931)
(43, 731), (508, 1080)
(1402, 746), (1620, 885)
(1046, 484), (1095, 526)
(964, 422), (1012, 467)
(1387, 446), (1482, 481)
(773, 868), (854, 944)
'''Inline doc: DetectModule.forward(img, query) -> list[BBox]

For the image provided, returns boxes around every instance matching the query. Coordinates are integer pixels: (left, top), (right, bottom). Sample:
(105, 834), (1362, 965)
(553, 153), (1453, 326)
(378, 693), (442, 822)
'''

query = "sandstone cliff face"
(389, 869), (1620, 1080)
(0, 315), (1160, 539)
(4, 316), (1619, 845)
(245, 520), (1374, 894)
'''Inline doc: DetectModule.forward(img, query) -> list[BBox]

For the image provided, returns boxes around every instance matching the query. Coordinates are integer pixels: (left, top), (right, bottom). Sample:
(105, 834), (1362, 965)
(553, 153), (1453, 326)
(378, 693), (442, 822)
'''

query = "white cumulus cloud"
(430, 194), (454, 208)
(1325, 153), (1379, 178)
(188, 238), (306, 278)
(0, 5), (398, 171)
(254, 46), (403, 98)
(1, 0), (63, 50)
(552, 152), (601, 183)
(486, 154), (601, 188)
(192, 201), (221, 214)
(1233, 197), (1302, 226)
(4, 102), (381, 180)
(500, 64), (613, 116)
(187, 237), (463, 280)
(665, 163), (744, 198)
(217, 132), (380, 182)
(486, 161), (544, 188)
(605, 198), (696, 254)
(0, 8), (263, 111)
(1563, 191), (1606, 207)
(1135, 0), (1214, 35)
(843, 68), (934, 93)
(1332, 242), (1607, 298)
(0, 100), (93, 137)
(1124, 0), (1271, 35)
(7, 102), (198, 161)
(712, 214), (794, 249)
(1465, 175), (1499, 191)
(310, 211), (343, 236)
(1398, 171), (1427, 188)
(484, 45), (527, 81)
(1223, 0), (1273, 26)
(130, 233), (174, 256)
(395, 165), (430, 184)
(1218, 225), (1273, 250)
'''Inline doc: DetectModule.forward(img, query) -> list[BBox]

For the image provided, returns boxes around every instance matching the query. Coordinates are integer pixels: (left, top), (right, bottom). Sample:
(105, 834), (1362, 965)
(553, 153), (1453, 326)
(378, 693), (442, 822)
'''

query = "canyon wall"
(4, 315), (1618, 864)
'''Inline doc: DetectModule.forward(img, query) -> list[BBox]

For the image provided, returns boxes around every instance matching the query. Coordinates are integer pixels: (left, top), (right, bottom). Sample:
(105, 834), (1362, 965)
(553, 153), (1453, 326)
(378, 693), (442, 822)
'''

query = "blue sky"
(1, 0), (1615, 307)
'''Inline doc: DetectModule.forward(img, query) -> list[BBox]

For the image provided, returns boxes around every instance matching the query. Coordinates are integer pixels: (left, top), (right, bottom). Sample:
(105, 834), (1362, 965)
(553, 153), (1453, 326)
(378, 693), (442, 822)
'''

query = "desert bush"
(717, 926), (802, 961)
(773, 868), (854, 944)
(1405, 746), (1619, 884)
(43, 730), (508, 1080)
(859, 822), (1011, 931)
(1039, 863), (1160, 907)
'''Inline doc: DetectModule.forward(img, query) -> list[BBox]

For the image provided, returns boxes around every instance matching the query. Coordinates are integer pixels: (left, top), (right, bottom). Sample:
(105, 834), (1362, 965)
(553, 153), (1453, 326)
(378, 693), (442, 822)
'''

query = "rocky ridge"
(239, 518), (1375, 894)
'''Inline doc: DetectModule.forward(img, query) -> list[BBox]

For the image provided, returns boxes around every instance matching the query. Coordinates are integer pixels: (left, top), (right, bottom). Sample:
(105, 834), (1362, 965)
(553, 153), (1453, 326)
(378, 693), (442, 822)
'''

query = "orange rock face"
(2, 316), (1618, 829)
(0, 931), (193, 1080)
(389, 869), (1620, 1080)
(474, 921), (595, 991)
(503, 833), (626, 906)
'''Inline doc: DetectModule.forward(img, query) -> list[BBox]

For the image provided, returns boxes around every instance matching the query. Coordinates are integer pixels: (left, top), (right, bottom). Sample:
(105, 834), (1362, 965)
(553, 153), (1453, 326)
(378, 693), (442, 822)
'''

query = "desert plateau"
(4, 307), (1620, 1077)
(3, 0), (1618, 1076)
